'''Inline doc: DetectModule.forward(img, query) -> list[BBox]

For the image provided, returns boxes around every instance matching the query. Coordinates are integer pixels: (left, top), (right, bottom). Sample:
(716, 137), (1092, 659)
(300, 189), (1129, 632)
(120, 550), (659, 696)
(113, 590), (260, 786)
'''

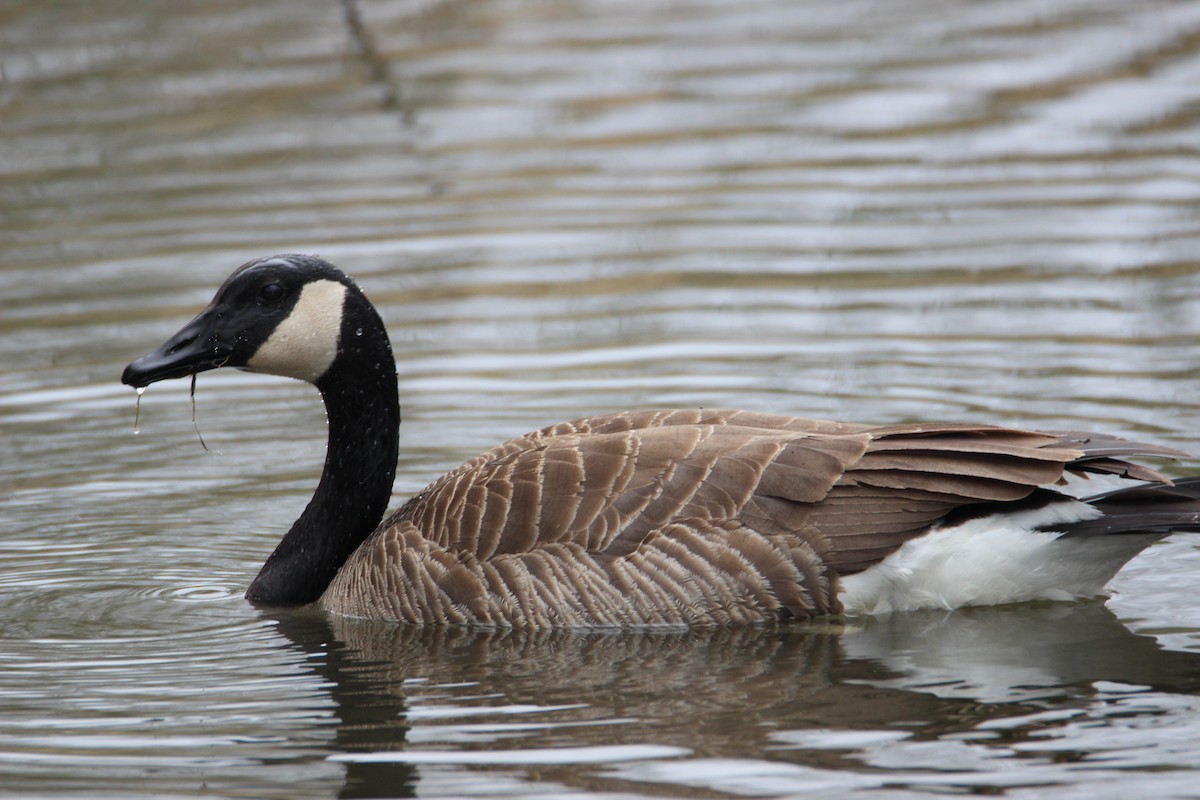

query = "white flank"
(247, 279), (347, 382)
(838, 499), (1161, 615)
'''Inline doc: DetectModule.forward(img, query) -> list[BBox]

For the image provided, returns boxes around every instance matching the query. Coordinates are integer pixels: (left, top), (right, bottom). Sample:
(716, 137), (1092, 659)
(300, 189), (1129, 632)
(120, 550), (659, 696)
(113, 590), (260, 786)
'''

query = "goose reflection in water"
(268, 601), (1200, 798)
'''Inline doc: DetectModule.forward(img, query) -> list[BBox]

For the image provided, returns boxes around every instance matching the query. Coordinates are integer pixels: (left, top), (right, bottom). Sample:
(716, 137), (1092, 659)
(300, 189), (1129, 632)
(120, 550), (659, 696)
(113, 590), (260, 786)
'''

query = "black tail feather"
(1058, 477), (1200, 539)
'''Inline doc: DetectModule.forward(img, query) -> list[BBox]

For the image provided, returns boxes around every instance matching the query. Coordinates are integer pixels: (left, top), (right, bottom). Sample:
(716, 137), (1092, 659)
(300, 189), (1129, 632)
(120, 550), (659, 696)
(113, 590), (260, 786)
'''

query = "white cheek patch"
(247, 280), (347, 382)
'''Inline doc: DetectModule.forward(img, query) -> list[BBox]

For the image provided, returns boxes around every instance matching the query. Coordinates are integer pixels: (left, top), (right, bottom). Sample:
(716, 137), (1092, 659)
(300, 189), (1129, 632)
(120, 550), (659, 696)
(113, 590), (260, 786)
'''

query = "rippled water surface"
(5, 1), (1200, 797)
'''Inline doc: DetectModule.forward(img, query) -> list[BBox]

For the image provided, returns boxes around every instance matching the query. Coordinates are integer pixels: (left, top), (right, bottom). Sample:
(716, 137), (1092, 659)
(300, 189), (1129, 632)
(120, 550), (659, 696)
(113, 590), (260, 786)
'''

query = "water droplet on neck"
(355, 327), (363, 337)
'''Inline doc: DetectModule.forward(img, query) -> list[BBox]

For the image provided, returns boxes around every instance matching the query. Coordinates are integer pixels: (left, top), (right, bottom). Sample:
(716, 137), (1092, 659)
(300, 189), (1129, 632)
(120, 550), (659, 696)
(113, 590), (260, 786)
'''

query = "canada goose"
(122, 254), (1200, 626)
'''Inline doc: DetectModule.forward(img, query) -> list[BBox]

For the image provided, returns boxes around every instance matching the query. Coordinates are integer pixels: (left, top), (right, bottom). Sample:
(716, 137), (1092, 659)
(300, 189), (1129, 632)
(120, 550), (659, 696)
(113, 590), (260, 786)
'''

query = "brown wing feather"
(393, 411), (871, 559)
(326, 409), (1179, 625)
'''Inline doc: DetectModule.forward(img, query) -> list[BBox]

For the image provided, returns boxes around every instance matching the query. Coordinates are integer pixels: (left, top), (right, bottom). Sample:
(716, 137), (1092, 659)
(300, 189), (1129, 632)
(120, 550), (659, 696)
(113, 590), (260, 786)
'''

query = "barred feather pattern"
(320, 408), (1177, 626)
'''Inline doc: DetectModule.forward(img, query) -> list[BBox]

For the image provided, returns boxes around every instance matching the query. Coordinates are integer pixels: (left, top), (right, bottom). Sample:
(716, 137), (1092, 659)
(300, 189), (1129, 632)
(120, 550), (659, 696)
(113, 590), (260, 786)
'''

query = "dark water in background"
(5, 1), (1200, 797)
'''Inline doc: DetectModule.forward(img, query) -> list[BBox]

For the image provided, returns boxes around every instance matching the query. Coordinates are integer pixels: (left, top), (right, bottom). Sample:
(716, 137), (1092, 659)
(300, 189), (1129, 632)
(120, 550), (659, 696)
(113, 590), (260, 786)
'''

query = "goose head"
(121, 254), (390, 390)
(122, 254), (400, 607)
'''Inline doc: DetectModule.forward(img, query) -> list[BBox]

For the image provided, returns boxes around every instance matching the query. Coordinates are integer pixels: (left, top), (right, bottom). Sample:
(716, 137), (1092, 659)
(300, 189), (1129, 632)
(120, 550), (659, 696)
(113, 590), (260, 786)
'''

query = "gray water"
(5, 0), (1200, 797)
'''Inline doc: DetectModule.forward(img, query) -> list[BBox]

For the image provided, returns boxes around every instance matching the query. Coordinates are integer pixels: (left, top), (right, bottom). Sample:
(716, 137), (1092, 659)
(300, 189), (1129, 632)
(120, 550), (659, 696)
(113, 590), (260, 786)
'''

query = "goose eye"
(258, 283), (285, 304)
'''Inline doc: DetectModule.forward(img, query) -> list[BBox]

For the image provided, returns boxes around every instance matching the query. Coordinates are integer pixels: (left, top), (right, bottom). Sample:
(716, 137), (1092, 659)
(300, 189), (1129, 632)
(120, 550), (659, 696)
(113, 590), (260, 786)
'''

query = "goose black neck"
(245, 304), (399, 607)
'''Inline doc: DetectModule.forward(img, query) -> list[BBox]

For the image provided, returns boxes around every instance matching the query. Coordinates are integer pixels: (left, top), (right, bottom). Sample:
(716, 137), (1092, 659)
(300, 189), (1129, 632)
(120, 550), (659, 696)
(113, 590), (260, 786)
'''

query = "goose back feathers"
(321, 409), (1182, 626)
